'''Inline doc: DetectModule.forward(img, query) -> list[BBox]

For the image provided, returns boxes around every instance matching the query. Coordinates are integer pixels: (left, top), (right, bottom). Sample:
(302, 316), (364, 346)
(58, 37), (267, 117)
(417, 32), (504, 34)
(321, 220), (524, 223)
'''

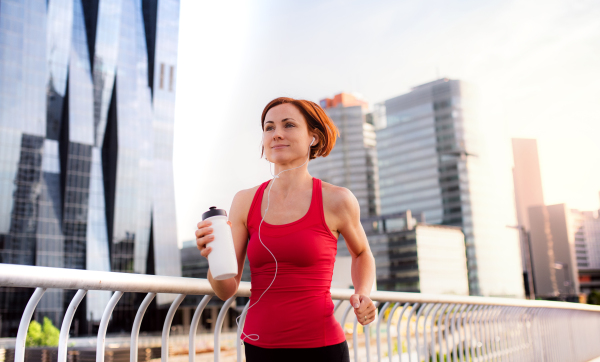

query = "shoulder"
(229, 183), (265, 222)
(321, 180), (359, 215)
(231, 184), (262, 210)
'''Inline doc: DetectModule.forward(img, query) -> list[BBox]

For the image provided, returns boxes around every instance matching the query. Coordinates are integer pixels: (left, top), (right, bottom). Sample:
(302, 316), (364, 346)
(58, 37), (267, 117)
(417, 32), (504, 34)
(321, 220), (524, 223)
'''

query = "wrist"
(354, 290), (370, 297)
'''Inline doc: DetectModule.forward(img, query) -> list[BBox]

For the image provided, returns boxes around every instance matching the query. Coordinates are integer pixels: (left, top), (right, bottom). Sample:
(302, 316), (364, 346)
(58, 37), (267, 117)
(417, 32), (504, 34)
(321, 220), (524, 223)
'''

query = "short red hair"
(261, 97), (339, 160)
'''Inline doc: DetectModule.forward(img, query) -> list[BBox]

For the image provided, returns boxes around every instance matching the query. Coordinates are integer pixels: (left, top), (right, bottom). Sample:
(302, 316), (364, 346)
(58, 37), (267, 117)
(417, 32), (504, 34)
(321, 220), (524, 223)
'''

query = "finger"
(196, 234), (215, 249)
(359, 311), (376, 325)
(196, 220), (212, 229)
(350, 294), (361, 309)
(200, 247), (212, 258)
(356, 299), (368, 314)
(227, 220), (232, 227)
(195, 227), (214, 239)
(196, 228), (213, 239)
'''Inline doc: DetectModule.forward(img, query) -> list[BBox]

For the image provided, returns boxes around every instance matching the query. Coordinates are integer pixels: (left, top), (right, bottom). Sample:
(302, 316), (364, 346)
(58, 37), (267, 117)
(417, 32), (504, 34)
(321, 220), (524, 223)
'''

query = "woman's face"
(263, 103), (315, 165)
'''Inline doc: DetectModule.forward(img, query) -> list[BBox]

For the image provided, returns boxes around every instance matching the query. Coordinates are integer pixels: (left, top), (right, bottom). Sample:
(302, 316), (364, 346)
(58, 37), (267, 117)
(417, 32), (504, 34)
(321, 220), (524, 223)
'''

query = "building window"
(159, 63), (165, 89)
(169, 66), (174, 91)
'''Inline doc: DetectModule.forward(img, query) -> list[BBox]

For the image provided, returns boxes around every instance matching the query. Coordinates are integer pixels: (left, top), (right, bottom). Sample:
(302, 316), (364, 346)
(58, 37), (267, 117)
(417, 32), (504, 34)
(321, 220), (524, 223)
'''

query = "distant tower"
(512, 139), (545, 230)
(376, 79), (524, 297)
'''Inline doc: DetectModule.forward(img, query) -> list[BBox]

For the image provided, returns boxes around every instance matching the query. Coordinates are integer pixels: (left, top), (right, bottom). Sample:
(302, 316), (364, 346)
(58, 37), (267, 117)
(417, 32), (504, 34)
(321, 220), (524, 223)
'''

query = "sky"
(173, 0), (600, 246)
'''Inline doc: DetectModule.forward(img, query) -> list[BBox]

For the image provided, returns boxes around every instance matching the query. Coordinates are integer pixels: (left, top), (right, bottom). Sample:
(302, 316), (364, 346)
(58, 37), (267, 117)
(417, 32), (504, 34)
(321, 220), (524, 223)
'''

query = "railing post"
(459, 305), (472, 362)
(162, 294), (186, 362)
(414, 304), (429, 362)
(213, 296), (235, 362)
(58, 289), (87, 362)
(376, 302), (390, 362)
(395, 303), (410, 362)
(467, 304), (478, 361)
(15, 287), (46, 362)
(440, 304), (456, 360)
(131, 292), (156, 362)
(352, 308), (360, 362)
(405, 303), (420, 362)
(481, 305), (492, 360)
(450, 304), (465, 362)
(236, 299), (250, 362)
(423, 303), (439, 362)
(386, 302), (401, 361)
(429, 304), (443, 360)
(97, 291), (123, 362)
(190, 295), (212, 362)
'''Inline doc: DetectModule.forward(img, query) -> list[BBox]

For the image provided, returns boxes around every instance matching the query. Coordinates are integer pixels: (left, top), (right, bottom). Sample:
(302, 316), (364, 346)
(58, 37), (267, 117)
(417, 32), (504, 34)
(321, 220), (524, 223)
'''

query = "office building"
(0, 0), (181, 336)
(511, 138), (545, 298)
(310, 92), (381, 218)
(511, 139), (545, 230)
(528, 204), (580, 298)
(359, 211), (468, 294)
(572, 209), (600, 270)
(574, 199), (600, 295)
(376, 79), (524, 297)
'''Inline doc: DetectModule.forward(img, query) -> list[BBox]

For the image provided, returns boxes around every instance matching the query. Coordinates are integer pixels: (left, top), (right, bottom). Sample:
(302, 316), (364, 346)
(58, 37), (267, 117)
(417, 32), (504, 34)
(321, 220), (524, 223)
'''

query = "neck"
(271, 163), (312, 193)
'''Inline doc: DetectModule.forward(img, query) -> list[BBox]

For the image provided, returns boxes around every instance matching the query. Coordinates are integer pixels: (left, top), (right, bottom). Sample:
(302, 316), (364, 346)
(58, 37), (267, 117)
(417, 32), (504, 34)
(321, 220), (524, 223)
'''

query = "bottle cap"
(202, 206), (227, 220)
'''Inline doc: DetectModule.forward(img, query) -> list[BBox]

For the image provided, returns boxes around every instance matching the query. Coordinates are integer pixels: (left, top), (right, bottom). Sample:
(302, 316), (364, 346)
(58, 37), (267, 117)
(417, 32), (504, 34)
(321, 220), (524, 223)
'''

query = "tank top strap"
(305, 177), (321, 221)
(247, 180), (270, 231)
(312, 178), (338, 241)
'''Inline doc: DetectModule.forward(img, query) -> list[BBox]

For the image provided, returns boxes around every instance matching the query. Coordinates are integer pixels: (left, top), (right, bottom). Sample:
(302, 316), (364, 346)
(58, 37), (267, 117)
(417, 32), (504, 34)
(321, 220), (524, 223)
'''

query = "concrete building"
(310, 92), (381, 218)
(376, 79), (523, 297)
(528, 204), (580, 298)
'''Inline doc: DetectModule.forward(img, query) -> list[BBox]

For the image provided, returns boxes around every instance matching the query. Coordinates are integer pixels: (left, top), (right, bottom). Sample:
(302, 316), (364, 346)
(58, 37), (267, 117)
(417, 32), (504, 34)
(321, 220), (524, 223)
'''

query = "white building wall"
(416, 225), (469, 295)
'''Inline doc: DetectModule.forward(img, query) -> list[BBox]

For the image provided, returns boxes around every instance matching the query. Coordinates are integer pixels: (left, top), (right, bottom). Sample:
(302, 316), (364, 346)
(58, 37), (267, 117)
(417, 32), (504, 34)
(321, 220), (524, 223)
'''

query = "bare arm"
(325, 185), (377, 325)
(335, 188), (376, 296)
(196, 188), (254, 300)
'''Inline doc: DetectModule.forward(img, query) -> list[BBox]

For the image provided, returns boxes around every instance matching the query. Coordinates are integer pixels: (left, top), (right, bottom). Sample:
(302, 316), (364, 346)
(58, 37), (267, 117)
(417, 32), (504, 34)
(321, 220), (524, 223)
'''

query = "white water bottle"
(202, 206), (238, 280)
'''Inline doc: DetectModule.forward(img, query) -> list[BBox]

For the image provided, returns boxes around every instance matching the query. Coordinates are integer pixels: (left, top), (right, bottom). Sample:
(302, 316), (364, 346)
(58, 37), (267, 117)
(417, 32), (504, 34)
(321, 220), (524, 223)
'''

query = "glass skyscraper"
(310, 93), (381, 218)
(376, 79), (524, 297)
(0, 0), (181, 336)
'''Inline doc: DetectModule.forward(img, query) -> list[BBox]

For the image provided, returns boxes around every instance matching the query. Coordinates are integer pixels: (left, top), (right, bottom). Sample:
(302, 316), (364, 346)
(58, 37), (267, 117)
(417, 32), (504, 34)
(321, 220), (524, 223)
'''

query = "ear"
(311, 134), (319, 146)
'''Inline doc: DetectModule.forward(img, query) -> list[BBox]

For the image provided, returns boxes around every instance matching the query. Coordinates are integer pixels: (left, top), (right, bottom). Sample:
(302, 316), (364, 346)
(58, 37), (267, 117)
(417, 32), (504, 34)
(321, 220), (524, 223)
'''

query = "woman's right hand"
(195, 219), (233, 259)
(195, 220), (214, 258)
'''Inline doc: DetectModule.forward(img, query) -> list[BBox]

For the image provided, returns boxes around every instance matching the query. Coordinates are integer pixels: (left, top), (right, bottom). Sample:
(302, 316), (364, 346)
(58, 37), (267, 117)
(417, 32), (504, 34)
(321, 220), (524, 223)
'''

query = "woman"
(195, 97), (376, 362)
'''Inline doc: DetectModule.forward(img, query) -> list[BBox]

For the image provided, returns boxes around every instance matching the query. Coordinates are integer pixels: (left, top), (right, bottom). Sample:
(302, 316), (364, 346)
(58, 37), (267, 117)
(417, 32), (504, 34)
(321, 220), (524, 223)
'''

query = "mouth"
(271, 145), (289, 149)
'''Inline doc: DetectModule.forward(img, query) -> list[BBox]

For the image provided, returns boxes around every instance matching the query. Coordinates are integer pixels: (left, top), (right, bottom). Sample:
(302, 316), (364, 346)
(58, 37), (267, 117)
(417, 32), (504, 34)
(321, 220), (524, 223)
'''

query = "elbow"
(216, 292), (232, 302)
(214, 279), (239, 301)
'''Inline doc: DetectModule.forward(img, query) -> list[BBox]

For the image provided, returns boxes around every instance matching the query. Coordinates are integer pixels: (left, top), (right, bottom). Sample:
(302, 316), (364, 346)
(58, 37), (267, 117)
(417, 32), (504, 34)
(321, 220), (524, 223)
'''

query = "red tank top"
(242, 177), (346, 348)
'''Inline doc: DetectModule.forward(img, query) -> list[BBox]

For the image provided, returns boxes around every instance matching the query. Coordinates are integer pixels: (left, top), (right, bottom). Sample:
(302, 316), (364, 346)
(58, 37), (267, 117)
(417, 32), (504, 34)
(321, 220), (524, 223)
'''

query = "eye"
(265, 125), (274, 131)
(285, 123), (295, 128)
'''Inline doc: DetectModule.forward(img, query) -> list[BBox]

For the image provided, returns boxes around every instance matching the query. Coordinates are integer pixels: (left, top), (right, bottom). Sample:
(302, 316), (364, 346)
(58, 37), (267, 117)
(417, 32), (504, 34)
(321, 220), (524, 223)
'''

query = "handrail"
(2, 264), (600, 362)
(1, 264), (599, 311)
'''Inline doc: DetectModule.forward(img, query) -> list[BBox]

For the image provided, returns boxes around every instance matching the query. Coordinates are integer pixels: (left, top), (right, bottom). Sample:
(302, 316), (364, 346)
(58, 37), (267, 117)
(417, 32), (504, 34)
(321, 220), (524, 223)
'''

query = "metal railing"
(2, 264), (600, 362)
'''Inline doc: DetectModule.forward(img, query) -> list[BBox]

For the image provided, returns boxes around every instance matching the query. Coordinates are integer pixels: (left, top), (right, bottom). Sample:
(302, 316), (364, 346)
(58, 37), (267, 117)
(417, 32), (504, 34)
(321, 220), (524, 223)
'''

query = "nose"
(271, 125), (284, 140)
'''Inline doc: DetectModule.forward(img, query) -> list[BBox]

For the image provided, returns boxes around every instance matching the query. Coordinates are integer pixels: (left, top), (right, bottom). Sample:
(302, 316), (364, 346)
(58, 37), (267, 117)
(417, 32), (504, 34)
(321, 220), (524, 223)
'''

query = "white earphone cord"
(236, 138), (315, 344)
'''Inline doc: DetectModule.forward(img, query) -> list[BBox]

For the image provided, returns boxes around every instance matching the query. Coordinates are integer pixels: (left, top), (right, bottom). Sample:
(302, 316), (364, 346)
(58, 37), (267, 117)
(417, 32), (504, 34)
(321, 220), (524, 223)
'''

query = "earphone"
(237, 136), (315, 344)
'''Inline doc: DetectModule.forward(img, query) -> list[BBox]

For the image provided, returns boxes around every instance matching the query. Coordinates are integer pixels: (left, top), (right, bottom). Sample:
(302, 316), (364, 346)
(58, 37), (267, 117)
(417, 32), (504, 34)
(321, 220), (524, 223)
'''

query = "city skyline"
(173, 0), (600, 246)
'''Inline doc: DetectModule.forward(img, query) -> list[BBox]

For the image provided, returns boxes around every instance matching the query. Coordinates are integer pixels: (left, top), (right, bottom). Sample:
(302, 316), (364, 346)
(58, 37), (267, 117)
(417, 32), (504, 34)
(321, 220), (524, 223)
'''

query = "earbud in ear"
(310, 137), (315, 146)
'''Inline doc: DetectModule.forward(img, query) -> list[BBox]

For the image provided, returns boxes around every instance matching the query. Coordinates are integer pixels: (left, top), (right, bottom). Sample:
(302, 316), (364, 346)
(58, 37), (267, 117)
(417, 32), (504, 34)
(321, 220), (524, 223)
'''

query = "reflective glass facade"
(309, 104), (381, 218)
(0, 0), (181, 336)
(376, 79), (524, 297)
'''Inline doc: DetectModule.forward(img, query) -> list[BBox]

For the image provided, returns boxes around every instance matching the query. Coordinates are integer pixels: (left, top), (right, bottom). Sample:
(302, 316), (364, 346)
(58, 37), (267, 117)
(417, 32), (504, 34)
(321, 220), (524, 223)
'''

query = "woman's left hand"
(350, 294), (376, 325)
